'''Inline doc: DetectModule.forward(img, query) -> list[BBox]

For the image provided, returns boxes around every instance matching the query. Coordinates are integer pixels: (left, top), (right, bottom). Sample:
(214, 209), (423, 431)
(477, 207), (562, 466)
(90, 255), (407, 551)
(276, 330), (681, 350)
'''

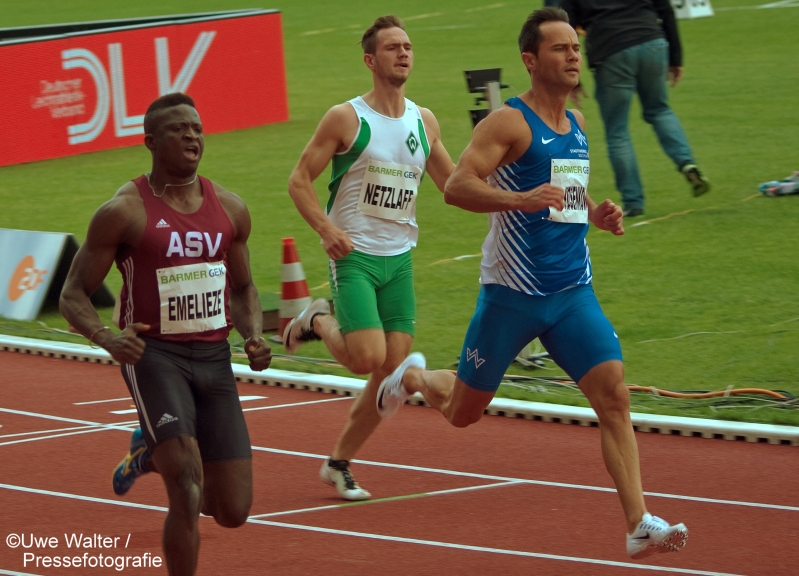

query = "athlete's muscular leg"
(402, 370), (495, 429)
(201, 458), (252, 528)
(331, 331), (412, 461)
(313, 317), (385, 375)
(151, 436), (204, 576)
(577, 360), (647, 532)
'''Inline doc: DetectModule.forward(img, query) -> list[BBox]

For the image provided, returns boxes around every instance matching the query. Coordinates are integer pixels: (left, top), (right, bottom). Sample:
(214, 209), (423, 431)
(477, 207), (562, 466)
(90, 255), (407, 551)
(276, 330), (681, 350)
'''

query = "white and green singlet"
(326, 96), (430, 256)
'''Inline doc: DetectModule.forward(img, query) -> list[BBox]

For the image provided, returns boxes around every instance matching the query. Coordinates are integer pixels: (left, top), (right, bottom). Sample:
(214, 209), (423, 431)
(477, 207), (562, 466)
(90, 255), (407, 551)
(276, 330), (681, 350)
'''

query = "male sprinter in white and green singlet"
(284, 15), (454, 500)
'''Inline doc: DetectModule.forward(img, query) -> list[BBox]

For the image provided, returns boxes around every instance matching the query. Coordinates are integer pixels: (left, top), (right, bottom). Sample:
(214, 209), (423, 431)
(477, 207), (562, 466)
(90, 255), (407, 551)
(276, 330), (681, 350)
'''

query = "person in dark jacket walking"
(560, 0), (710, 216)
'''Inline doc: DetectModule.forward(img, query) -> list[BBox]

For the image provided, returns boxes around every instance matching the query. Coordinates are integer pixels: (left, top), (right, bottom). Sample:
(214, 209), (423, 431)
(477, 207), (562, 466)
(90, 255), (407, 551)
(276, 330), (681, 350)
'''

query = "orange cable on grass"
(502, 374), (790, 401)
(626, 386), (788, 400)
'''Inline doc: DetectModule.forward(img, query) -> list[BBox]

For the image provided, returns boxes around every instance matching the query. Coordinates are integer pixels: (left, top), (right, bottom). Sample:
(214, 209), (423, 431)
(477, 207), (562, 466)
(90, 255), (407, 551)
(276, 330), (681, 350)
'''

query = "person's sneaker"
(282, 298), (330, 354)
(112, 428), (151, 496)
(622, 208), (644, 218)
(626, 513), (688, 559)
(319, 458), (371, 501)
(681, 164), (711, 197)
(759, 177), (799, 196)
(376, 352), (426, 419)
(759, 181), (795, 196)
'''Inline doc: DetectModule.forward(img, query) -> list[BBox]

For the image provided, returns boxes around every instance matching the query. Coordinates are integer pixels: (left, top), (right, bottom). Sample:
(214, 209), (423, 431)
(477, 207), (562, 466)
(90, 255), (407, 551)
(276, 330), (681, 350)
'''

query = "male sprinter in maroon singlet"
(60, 93), (271, 576)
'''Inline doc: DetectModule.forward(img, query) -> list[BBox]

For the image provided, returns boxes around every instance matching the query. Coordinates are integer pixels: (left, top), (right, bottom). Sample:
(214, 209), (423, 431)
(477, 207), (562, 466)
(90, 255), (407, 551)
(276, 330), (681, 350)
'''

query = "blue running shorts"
(456, 283), (623, 392)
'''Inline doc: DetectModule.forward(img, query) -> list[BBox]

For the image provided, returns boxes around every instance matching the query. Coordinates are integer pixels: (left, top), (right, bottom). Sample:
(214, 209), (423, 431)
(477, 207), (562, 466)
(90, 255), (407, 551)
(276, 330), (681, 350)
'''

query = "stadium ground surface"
(1, 343), (798, 575)
(4, 335), (799, 446)
(2, 0), (798, 426)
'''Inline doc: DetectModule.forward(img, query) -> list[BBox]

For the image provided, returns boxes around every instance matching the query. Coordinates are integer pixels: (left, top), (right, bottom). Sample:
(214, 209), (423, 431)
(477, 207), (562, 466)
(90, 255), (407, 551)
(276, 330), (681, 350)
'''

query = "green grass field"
(1, 0), (798, 425)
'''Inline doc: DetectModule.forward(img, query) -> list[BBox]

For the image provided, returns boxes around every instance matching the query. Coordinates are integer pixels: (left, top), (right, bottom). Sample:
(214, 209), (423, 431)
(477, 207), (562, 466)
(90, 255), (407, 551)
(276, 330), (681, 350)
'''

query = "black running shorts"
(121, 337), (251, 461)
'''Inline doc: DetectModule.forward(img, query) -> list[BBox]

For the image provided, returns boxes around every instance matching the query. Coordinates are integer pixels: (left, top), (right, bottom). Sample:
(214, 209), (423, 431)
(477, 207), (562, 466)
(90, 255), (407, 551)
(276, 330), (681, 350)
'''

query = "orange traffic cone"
(279, 238), (313, 339)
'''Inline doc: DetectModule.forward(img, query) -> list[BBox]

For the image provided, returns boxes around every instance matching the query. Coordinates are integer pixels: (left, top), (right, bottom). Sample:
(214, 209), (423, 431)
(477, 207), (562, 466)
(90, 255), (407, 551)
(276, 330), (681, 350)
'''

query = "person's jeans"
(594, 38), (694, 211)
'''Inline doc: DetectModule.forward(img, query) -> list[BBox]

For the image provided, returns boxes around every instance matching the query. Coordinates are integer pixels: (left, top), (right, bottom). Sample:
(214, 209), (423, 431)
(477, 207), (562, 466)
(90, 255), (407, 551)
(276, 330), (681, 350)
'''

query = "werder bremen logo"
(405, 131), (419, 156)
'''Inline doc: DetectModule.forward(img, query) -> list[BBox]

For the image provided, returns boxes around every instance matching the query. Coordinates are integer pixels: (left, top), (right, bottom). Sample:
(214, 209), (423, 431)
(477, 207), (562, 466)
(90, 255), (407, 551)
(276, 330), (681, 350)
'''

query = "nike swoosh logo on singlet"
(542, 137), (555, 144)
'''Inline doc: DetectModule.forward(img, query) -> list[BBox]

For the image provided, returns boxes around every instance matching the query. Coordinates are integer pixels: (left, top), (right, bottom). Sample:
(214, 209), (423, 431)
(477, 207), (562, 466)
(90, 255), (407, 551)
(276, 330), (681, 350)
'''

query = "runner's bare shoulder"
(89, 181), (146, 243)
(326, 102), (359, 126)
(568, 108), (586, 130)
(211, 182), (250, 237)
(212, 182), (245, 212)
(418, 106), (442, 137)
(471, 104), (531, 162)
(318, 103), (360, 147)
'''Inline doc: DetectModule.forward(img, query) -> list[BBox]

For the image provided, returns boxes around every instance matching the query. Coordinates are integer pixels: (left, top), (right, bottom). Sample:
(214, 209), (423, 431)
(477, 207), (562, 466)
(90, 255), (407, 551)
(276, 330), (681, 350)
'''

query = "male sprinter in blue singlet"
(377, 7), (688, 560)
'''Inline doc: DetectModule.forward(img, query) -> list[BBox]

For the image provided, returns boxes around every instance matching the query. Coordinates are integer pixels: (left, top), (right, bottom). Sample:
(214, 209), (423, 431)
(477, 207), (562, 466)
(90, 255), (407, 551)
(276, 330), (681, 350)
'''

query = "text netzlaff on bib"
(357, 159), (421, 222)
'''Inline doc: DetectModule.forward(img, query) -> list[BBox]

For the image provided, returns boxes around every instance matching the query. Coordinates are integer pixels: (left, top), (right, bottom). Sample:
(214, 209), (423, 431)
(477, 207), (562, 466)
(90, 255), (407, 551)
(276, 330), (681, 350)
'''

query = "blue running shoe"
(112, 428), (151, 496)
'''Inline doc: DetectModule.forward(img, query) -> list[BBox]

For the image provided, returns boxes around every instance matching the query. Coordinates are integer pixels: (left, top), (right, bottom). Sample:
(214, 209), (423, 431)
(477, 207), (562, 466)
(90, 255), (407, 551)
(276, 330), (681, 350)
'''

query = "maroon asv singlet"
(116, 175), (235, 342)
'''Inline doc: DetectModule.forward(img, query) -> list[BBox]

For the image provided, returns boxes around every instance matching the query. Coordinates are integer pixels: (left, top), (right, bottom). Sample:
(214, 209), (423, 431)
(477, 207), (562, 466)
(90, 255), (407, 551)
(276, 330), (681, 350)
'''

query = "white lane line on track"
(74, 397), (130, 405)
(247, 517), (741, 576)
(0, 407), (135, 432)
(0, 568), (43, 576)
(2, 406), (795, 513)
(0, 482), (741, 576)
(111, 395), (269, 414)
(249, 480), (524, 519)
(253, 446), (799, 512)
(0, 483), (168, 512)
(242, 396), (353, 413)
(0, 427), (116, 447)
(0, 424), (102, 439)
(0, 395), (347, 440)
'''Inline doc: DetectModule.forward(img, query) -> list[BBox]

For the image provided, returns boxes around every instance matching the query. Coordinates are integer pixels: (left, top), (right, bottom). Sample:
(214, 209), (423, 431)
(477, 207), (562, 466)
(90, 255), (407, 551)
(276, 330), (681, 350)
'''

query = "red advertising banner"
(0, 10), (288, 167)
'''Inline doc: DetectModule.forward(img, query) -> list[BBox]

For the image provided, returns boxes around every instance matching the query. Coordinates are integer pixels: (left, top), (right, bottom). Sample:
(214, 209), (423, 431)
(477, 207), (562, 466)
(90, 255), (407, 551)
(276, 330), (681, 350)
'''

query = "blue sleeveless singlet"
(479, 96), (592, 296)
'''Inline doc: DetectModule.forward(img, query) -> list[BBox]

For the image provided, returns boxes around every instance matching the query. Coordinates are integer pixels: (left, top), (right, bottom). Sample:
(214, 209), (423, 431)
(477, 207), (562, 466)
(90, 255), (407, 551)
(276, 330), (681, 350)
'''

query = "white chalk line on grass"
(0, 483), (741, 576)
(413, 25), (476, 31)
(464, 3), (506, 13)
(253, 446), (799, 512)
(716, 1), (799, 10)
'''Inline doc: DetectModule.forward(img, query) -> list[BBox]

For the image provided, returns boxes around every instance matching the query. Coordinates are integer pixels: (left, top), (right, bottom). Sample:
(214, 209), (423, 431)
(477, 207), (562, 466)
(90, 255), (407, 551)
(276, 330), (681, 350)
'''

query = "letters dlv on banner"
(0, 10), (288, 166)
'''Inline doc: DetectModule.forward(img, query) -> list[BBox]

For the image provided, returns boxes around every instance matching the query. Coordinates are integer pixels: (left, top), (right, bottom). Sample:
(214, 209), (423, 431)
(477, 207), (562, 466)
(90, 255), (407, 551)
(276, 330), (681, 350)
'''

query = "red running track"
(0, 351), (797, 575)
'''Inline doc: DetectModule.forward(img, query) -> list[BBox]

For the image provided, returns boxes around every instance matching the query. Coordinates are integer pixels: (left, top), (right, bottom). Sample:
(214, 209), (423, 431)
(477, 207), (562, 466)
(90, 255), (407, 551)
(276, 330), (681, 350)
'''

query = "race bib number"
(157, 262), (227, 334)
(548, 159), (589, 224)
(357, 159), (421, 221)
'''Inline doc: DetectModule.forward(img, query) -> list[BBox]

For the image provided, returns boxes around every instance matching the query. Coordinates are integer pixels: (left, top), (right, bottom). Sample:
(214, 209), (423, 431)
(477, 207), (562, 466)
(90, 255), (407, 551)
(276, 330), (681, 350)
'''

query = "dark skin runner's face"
(145, 104), (205, 179)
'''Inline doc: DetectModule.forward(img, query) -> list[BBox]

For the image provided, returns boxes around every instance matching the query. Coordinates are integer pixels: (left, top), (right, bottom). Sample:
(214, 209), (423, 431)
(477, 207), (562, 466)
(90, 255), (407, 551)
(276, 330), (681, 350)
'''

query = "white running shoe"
(376, 352), (425, 419)
(626, 513), (688, 559)
(319, 458), (371, 501)
(282, 298), (330, 354)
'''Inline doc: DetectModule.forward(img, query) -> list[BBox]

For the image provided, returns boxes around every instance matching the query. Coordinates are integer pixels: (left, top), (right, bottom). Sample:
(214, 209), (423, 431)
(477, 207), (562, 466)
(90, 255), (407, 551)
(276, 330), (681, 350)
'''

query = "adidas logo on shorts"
(155, 219), (170, 228)
(156, 413), (178, 427)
